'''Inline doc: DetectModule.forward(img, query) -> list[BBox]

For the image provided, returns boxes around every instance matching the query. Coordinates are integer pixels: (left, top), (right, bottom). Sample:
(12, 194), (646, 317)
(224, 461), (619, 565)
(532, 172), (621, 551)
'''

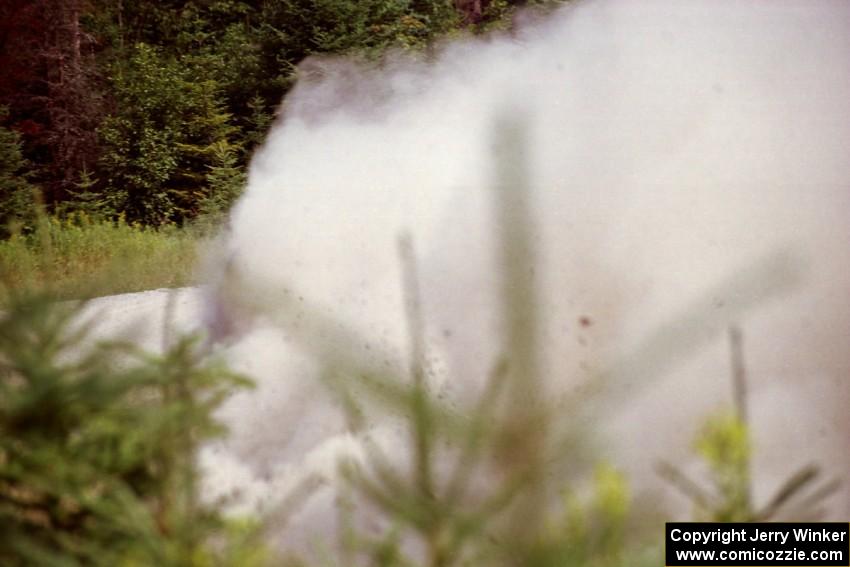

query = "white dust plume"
(201, 0), (850, 551)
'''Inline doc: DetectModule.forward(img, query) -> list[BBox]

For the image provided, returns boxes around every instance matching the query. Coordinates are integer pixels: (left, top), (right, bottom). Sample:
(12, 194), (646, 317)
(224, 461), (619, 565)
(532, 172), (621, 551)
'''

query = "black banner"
(666, 523), (849, 566)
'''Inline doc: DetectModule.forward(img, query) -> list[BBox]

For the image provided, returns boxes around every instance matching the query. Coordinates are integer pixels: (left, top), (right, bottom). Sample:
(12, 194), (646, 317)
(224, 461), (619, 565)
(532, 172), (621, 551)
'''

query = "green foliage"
(659, 410), (840, 523)
(528, 465), (632, 567)
(694, 412), (752, 521)
(245, 95), (274, 150)
(0, 108), (37, 236)
(201, 140), (247, 221)
(99, 44), (241, 225)
(258, 0), (459, 64)
(62, 169), (109, 219)
(0, 292), (261, 566)
(84, 0), (467, 229)
(0, 215), (198, 304)
(480, 0), (571, 28)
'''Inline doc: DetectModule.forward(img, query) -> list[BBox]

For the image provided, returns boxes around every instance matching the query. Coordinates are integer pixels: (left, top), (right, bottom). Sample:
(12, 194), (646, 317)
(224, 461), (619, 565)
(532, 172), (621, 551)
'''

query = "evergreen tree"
(98, 44), (240, 225)
(201, 140), (247, 221)
(0, 108), (37, 236)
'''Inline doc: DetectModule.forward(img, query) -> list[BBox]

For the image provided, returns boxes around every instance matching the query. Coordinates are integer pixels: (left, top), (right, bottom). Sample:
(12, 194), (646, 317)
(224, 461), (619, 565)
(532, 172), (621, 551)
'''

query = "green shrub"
(0, 292), (261, 566)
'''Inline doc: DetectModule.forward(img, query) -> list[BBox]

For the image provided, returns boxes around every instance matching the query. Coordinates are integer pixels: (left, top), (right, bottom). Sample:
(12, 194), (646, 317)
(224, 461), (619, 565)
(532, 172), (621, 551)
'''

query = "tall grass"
(0, 214), (198, 304)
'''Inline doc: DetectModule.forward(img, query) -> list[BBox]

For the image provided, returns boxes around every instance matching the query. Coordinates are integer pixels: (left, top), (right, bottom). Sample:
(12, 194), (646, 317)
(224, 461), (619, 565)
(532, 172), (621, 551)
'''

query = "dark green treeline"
(0, 0), (564, 233)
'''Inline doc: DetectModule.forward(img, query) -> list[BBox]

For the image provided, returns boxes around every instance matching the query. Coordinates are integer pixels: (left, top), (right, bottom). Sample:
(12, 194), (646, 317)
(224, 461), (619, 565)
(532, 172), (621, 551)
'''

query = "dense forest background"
(0, 0), (563, 233)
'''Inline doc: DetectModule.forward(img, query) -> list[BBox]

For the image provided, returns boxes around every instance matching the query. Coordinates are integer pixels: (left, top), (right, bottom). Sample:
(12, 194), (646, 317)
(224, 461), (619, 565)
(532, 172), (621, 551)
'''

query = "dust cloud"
(201, 0), (850, 548)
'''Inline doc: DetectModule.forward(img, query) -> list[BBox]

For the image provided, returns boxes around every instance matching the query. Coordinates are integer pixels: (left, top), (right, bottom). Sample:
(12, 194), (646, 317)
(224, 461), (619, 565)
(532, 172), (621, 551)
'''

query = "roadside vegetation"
(0, 214), (198, 305)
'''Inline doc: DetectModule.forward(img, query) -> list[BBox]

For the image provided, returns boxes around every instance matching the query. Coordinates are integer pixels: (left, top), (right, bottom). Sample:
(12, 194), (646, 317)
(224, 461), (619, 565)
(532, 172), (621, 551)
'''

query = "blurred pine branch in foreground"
(0, 291), (263, 566)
